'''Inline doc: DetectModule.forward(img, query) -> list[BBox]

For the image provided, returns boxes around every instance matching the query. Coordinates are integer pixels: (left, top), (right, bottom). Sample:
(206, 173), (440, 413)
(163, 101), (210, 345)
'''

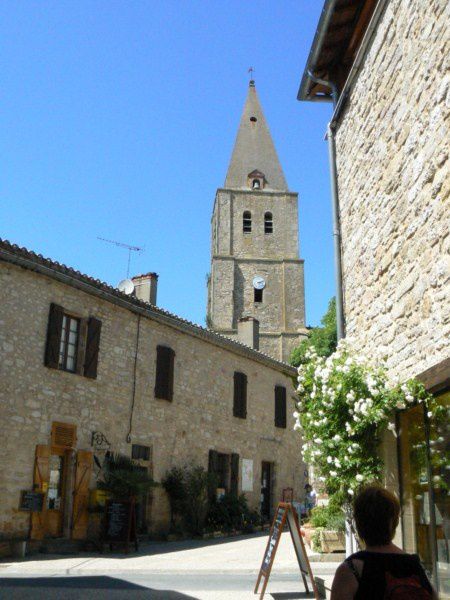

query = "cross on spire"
(248, 66), (255, 84)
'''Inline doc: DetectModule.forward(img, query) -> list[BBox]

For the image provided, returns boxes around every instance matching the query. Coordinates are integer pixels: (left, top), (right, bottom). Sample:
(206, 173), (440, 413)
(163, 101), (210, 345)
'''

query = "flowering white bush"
(294, 339), (440, 509)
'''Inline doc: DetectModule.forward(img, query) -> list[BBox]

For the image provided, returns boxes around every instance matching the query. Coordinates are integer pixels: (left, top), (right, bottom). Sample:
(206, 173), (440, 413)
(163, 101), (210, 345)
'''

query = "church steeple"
(224, 81), (288, 192)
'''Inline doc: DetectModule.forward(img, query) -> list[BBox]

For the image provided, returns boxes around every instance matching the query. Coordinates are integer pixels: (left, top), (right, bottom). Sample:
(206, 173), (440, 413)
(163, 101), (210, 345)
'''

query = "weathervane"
(248, 66), (255, 81)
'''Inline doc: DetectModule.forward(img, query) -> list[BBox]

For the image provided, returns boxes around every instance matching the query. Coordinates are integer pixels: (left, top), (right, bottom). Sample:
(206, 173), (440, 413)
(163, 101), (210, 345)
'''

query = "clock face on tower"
(252, 276), (266, 290)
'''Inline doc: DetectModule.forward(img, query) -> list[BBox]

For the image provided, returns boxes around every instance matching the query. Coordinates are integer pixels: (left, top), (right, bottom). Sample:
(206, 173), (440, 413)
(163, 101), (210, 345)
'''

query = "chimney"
(237, 316), (259, 350)
(131, 273), (158, 305)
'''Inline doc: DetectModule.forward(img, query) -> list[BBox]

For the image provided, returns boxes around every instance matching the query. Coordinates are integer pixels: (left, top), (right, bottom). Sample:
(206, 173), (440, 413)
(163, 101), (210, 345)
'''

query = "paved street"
(0, 533), (339, 599)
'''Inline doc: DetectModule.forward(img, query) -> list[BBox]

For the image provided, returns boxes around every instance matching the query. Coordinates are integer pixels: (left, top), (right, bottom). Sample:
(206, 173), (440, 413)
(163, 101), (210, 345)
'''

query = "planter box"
(318, 530), (345, 553)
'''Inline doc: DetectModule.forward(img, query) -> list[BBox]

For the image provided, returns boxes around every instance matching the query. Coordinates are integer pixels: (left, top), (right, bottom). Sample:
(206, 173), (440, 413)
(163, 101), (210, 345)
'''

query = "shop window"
(274, 386), (287, 428)
(264, 212), (273, 234)
(45, 303), (102, 379)
(208, 450), (239, 498)
(233, 371), (247, 419)
(243, 211), (252, 233)
(398, 390), (450, 594)
(154, 345), (175, 401)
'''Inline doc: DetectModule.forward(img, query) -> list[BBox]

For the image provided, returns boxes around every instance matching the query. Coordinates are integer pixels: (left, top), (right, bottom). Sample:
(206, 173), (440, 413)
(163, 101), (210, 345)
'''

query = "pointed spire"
(224, 81), (288, 191)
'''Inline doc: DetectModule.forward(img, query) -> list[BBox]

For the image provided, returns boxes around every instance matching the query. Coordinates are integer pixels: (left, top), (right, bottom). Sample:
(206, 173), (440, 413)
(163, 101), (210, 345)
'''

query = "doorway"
(46, 448), (67, 537)
(261, 461), (273, 522)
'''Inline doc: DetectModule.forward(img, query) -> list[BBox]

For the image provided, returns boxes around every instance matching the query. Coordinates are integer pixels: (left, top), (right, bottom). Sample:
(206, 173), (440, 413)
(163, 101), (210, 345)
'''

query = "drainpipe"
(307, 71), (345, 341)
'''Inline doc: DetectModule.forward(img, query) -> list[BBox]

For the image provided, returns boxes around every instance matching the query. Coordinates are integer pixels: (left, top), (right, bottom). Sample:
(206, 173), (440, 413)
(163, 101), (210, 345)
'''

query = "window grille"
(264, 212), (273, 234)
(243, 211), (252, 233)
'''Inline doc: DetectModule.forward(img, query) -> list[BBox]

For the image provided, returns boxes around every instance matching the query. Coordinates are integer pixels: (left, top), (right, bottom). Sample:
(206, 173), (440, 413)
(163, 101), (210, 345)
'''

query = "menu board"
(103, 499), (138, 552)
(19, 491), (44, 512)
(255, 502), (319, 600)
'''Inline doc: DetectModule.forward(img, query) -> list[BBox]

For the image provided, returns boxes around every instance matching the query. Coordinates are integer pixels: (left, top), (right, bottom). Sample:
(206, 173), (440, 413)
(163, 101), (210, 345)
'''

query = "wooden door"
(72, 450), (93, 540)
(261, 462), (273, 521)
(30, 445), (50, 540)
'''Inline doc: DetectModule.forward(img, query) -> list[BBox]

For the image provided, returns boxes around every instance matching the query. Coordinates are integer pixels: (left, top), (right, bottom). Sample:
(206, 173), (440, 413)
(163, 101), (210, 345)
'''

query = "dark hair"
(353, 485), (400, 546)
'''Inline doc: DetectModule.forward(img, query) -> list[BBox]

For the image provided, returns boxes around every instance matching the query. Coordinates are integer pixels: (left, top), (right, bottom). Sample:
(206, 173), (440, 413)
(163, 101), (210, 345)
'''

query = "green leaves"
(293, 340), (434, 509)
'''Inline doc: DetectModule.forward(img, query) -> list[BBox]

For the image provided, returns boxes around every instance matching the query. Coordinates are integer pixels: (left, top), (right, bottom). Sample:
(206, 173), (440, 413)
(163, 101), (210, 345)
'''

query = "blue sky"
(1, 0), (334, 327)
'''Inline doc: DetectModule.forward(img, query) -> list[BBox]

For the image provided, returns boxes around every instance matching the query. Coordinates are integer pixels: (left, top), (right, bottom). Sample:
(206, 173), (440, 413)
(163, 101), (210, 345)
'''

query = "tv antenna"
(97, 237), (144, 278)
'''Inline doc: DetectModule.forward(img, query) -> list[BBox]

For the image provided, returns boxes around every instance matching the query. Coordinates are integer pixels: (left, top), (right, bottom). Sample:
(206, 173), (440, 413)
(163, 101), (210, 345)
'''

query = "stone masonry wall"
(0, 260), (305, 538)
(335, 0), (449, 381)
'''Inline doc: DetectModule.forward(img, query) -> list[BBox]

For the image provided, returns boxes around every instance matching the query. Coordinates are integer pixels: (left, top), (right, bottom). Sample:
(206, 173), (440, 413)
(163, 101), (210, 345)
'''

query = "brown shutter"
(51, 422), (77, 449)
(44, 303), (64, 369)
(72, 450), (93, 540)
(230, 453), (239, 497)
(30, 445), (50, 540)
(233, 372), (247, 418)
(76, 318), (88, 376)
(208, 449), (219, 502)
(84, 317), (102, 379)
(155, 346), (175, 401)
(275, 386), (287, 428)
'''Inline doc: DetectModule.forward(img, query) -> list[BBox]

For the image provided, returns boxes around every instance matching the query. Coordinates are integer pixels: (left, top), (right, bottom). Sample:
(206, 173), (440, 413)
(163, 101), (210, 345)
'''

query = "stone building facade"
(208, 81), (308, 362)
(299, 0), (449, 593)
(0, 240), (304, 544)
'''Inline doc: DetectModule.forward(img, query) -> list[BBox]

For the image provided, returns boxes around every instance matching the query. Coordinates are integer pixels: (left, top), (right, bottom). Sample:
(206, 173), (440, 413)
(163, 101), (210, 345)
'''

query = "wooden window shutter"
(208, 449), (219, 502)
(44, 303), (64, 369)
(233, 372), (247, 419)
(51, 422), (77, 449)
(230, 453), (239, 497)
(72, 450), (93, 540)
(154, 345), (175, 401)
(84, 317), (102, 379)
(30, 445), (50, 540)
(275, 385), (287, 429)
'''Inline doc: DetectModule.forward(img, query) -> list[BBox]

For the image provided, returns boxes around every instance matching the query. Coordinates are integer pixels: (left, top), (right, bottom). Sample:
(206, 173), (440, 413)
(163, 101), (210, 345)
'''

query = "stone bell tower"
(207, 80), (308, 362)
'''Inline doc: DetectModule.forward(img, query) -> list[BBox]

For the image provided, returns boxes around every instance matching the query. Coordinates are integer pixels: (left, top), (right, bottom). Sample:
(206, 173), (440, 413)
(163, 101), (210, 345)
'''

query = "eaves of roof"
(0, 239), (296, 377)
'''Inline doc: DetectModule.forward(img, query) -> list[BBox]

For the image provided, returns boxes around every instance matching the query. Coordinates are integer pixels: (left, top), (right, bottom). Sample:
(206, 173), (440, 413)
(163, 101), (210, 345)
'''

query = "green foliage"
(98, 453), (156, 500)
(206, 493), (261, 533)
(309, 505), (345, 532)
(162, 467), (186, 526)
(162, 465), (216, 535)
(294, 340), (437, 512)
(290, 298), (337, 367)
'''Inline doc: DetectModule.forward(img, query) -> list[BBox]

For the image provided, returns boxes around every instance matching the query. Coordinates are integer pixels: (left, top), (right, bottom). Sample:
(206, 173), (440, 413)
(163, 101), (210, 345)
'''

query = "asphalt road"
(0, 533), (339, 599)
(0, 570), (339, 599)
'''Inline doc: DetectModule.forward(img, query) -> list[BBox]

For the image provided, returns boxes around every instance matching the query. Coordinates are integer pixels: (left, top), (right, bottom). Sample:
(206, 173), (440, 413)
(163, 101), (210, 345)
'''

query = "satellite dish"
(118, 278), (135, 295)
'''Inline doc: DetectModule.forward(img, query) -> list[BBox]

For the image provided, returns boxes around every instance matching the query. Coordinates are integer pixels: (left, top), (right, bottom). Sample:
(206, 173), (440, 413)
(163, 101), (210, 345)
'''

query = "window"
(44, 303), (102, 378)
(154, 345), (175, 401)
(243, 211), (252, 233)
(264, 212), (273, 234)
(233, 371), (247, 418)
(252, 179), (260, 189)
(254, 288), (263, 303)
(208, 450), (239, 497)
(59, 314), (79, 372)
(132, 444), (151, 461)
(275, 386), (287, 428)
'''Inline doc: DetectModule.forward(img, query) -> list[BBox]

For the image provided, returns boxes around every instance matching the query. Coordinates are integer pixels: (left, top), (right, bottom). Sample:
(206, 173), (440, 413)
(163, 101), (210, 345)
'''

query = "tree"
(290, 297), (337, 367)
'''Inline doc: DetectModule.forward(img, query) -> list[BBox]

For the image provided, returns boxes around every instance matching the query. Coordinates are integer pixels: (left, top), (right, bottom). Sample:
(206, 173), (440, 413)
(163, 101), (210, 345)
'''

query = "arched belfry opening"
(247, 170), (265, 190)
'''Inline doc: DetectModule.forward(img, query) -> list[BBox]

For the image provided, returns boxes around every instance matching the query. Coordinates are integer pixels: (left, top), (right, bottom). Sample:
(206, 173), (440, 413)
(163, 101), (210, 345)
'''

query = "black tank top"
(346, 551), (433, 599)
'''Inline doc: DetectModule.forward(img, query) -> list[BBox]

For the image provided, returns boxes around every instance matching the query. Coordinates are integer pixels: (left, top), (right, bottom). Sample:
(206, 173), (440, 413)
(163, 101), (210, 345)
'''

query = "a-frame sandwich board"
(254, 502), (319, 599)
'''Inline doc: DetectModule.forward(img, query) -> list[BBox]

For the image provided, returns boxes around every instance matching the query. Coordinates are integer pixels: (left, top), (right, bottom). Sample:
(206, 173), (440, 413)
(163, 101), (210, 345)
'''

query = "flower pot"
(319, 530), (345, 553)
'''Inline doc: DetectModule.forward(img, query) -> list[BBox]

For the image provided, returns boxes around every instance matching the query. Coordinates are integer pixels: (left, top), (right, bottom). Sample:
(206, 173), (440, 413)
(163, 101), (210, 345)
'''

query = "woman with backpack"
(330, 485), (436, 599)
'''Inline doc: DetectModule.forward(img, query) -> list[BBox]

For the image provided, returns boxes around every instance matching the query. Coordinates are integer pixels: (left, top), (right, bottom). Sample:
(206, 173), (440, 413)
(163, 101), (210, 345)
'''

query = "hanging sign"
(254, 502), (319, 599)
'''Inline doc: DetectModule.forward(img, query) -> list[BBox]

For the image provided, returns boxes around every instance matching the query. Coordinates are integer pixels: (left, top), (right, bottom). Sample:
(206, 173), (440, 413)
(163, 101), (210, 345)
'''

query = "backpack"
(384, 572), (432, 599)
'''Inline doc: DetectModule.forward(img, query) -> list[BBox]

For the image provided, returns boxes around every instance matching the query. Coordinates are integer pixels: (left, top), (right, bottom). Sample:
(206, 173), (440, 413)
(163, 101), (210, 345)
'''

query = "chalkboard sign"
(255, 502), (319, 600)
(103, 500), (138, 552)
(19, 491), (44, 512)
